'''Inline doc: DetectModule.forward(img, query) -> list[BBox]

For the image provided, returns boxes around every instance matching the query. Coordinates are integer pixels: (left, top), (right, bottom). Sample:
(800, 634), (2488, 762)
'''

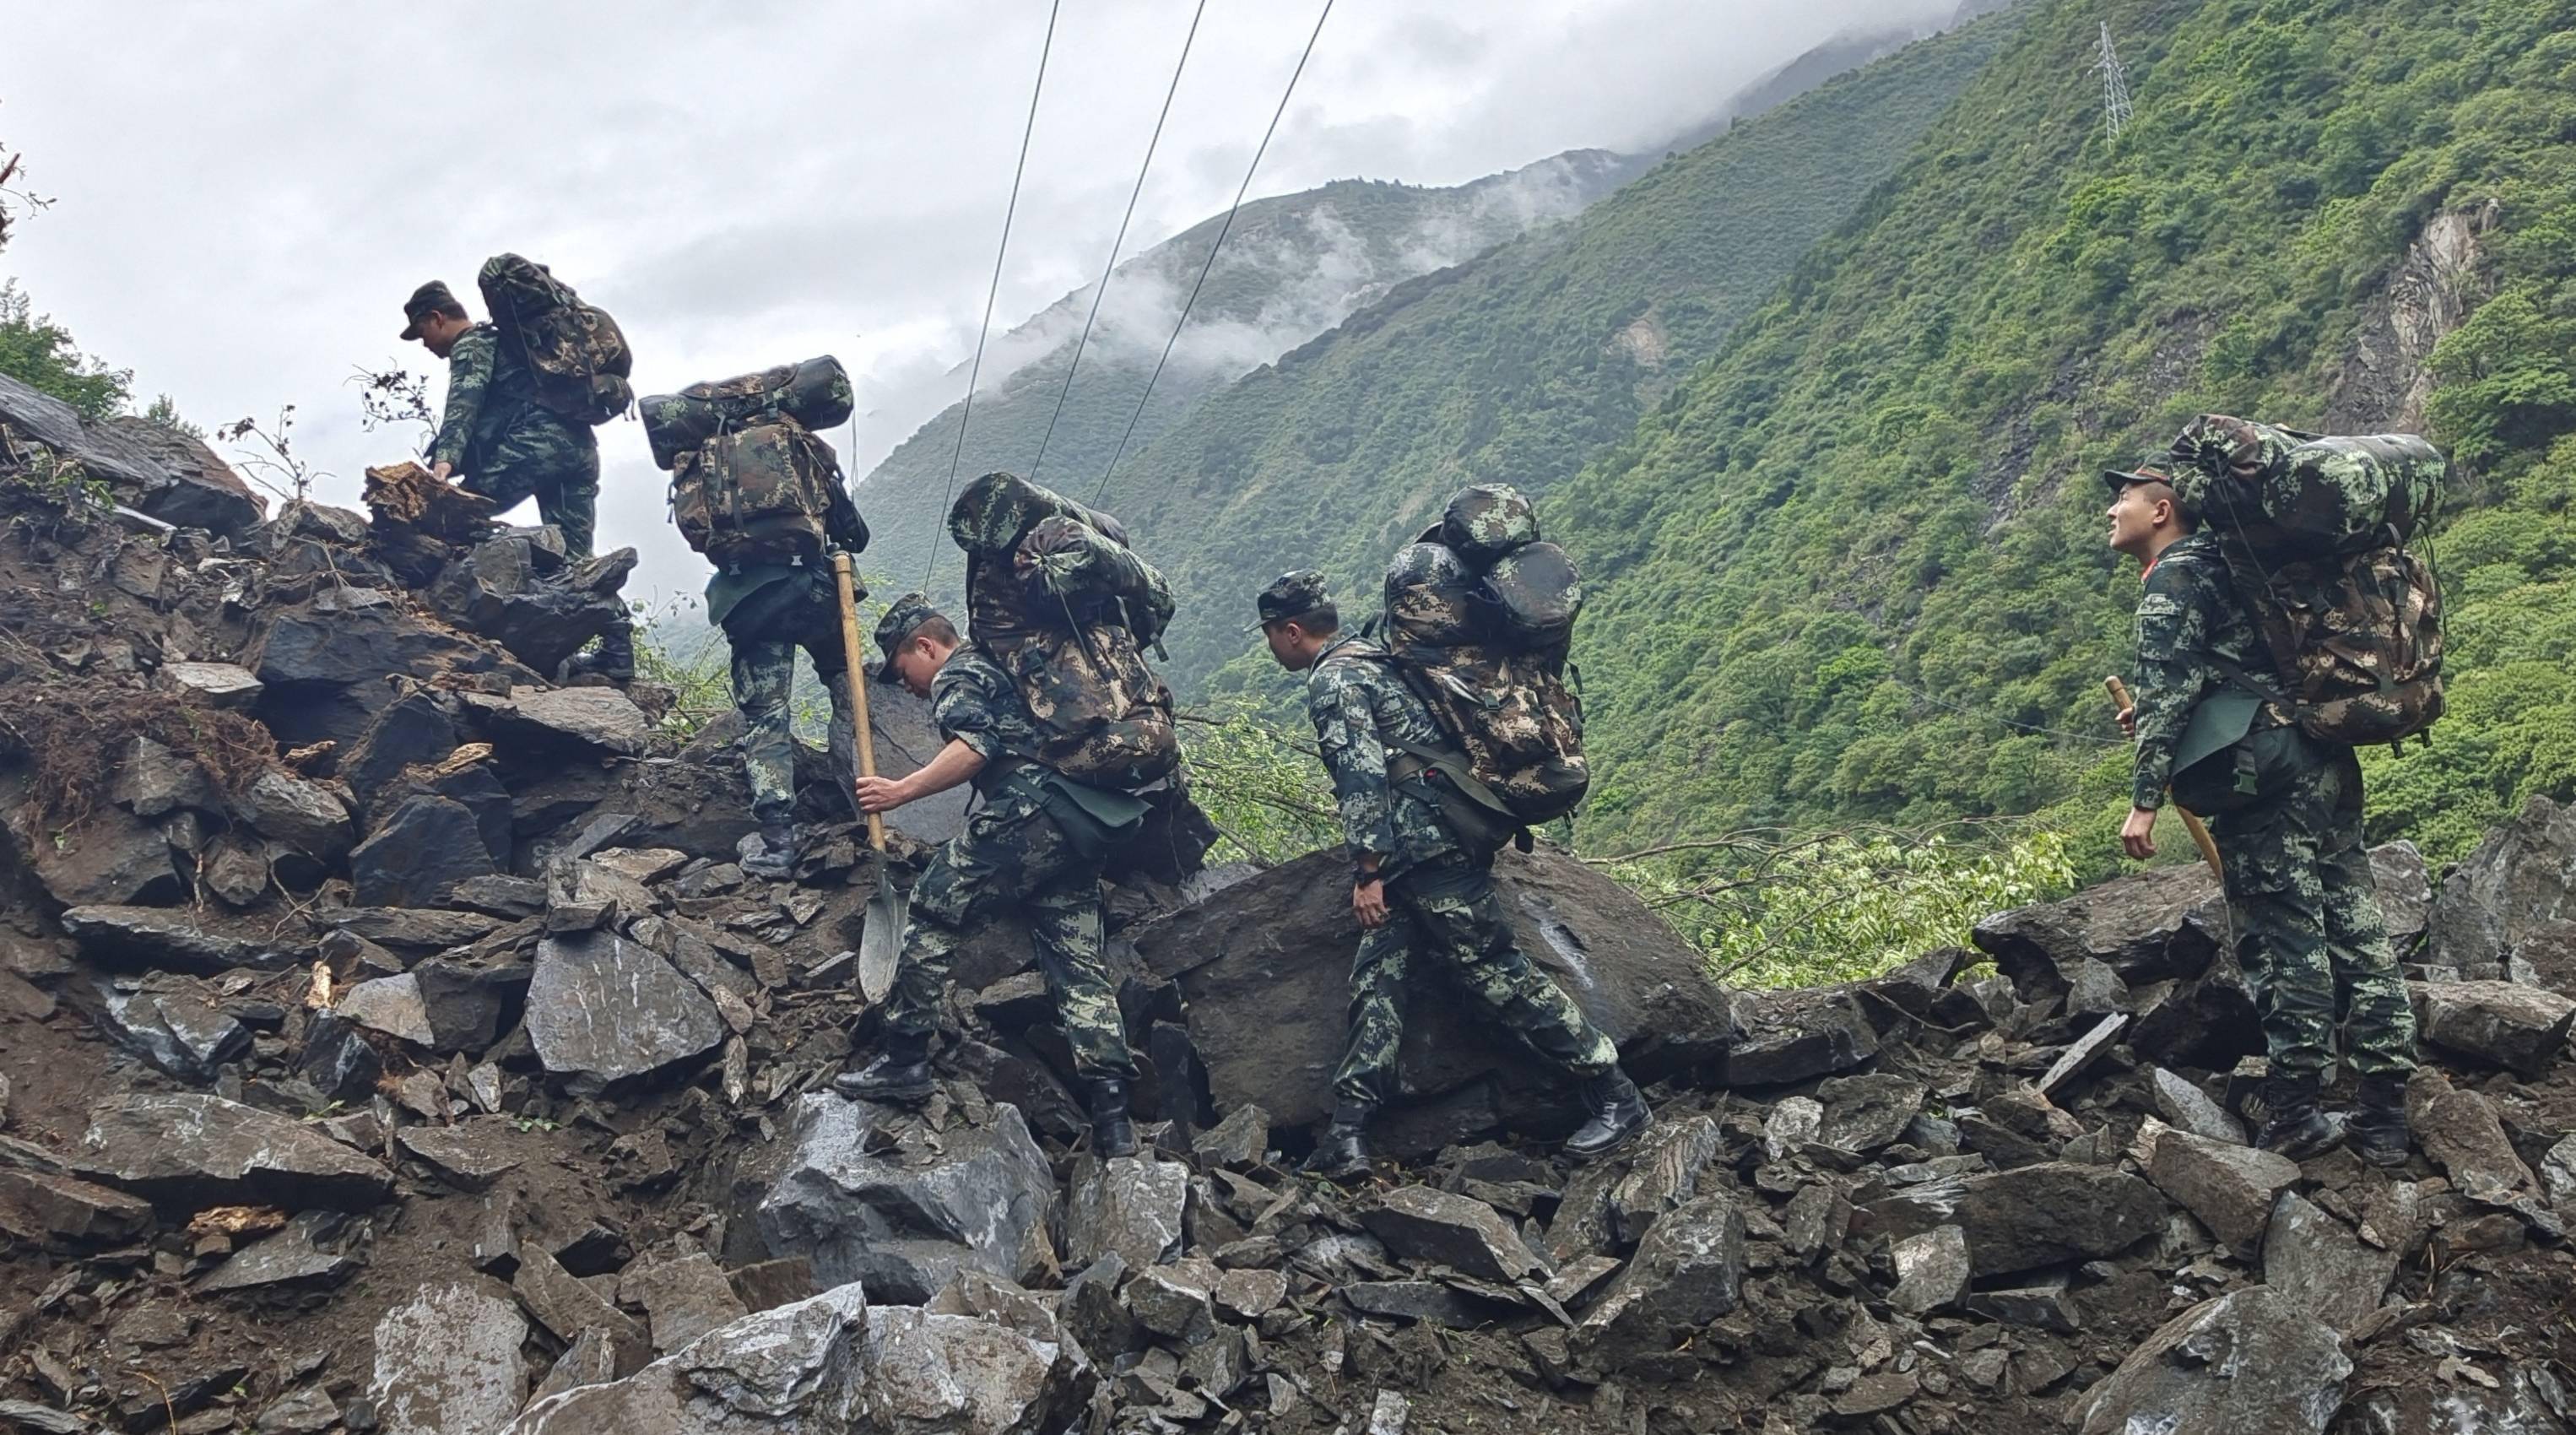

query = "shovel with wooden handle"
(2106, 675), (2225, 880)
(835, 553), (905, 1005)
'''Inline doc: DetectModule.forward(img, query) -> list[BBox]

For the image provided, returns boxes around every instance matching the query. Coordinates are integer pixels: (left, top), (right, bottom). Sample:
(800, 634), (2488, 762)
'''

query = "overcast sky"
(5, 0), (1956, 609)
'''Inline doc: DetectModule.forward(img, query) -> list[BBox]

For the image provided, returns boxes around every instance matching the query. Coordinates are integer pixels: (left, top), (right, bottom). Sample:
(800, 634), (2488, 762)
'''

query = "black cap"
(1251, 570), (1330, 631)
(399, 280), (460, 341)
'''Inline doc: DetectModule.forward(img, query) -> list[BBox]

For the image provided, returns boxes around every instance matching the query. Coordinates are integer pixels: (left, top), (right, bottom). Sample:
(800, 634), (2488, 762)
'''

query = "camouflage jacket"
(430, 322), (553, 474)
(2130, 531), (2294, 810)
(934, 647), (1046, 803)
(1307, 634), (1459, 876)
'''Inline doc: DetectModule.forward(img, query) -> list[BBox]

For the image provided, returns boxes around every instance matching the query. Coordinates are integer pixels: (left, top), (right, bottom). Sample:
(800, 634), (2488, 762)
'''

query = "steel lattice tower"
(2095, 20), (2134, 138)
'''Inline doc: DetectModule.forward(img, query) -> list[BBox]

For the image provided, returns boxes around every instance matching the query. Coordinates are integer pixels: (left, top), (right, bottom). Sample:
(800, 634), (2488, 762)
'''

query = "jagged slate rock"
(451, 874), (548, 919)
(529, 1329), (620, 1406)
(1782, 1181), (1851, 1259)
(1363, 1184), (1545, 1281)
(463, 685), (649, 757)
(1855, 945), (1973, 1023)
(556, 856), (658, 923)
(1817, 1075), (1926, 1154)
(2076, 1287), (2350, 1435)
(2348, 1366), (2576, 1435)
(1888, 1225), (1969, 1314)
(2147, 1129), (2303, 1255)
(249, 599), (523, 751)
(527, 932), (724, 1083)
(337, 973), (433, 1045)
(1342, 1279), (1505, 1328)
(0, 970), (47, 1021)
(0, 371), (171, 492)
(971, 972), (1053, 1030)
(620, 1251), (750, 1356)
(2411, 980), (2576, 1075)
(97, 985), (251, 1082)
(252, 1386), (340, 1435)
(1577, 1192), (1745, 1365)
(753, 1095), (1058, 1304)
(862, 1304), (1092, 1435)
(726, 1257), (814, 1315)
(1060, 1254), (1139, 1359)
(342, 690), (460, 818)
(0, 1167), (156, 1246)
(2407, 1068), (2540, 1205)
(1065, 1154), (1189, 1270)
(72, 1092), (392, 1210)
(199, 1210), (365, 1292)
(242, 771), (355, 862)
(1132, 845), (1737, 1129)
(1125, 1265), (1219, 1342)
(297, 1010), (383, 1103)
(1190, 1103), (1270, 1168)
(398, 761), (515, 866)
(111, 734), (224, 819)
(2371, 841), (2435, 945)
(2130, 965), (2267, 1071)
(414, 958), (529, 1053)
(1609, 1113), (1722, 1245)
(1865, 1162), (2162, 1278)
(1214, 1265), (1288, 1320)
(26, 805), (183, 907)
(1762, 1096), (1824, 1162)
(2543, 1135), (2576, 1220)
(1961, 1281), (2082, 1334)
(2151, 1067), (2249, 1145)
(2065, 958), (2132, 1018)
(2265, 1190), (2396, 1332)
(111, 1364), (249, 1432)
(591, 847), (688, 885)
(397, 1121), (524, 1193)
(948, 1039), (1089, 1146)
(1974, 863), (2227, 1004)
(1724, 988), (1879, 1087)
(158, 660), (265, 709)
(97, 414), (268, 536)
(0, 1401), (90, 1435)
(428, 535), (633, 674)
(367, 1281), (528, 1435)
(329, 907), (502, 950)
(505, 1285), (870, 1435)
(928, 1270), (1073, 1349)
(2427, 794), (2576, 974)
(514, 1245), (651, 1371)
(205, 834), (270, 907)
(349, 796), (495, 909)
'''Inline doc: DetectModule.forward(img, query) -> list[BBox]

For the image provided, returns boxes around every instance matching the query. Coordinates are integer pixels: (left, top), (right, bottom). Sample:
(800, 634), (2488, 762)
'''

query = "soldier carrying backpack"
(1253, 484), (1648, 1180)
(400, 257), (636, 680)
(641, 356), (866, 879)
(2108, 417), (2434, 1167)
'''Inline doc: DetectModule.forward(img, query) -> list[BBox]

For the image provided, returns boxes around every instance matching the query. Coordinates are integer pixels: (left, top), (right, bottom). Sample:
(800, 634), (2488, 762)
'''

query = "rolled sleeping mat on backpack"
(1479, 540), (1583, 651)
(2167, 415), (2444, 557)
(640, 355), (854, 470)
(948, 470), (1126, 553)
(1441, 483), (1540, 567)
(1385, 540), (1483, 647)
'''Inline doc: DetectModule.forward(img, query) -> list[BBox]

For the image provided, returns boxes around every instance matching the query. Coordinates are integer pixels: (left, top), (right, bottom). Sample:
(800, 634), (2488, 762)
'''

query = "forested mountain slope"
(1098, 14), (2022, 693)
(1549, 0), (2576, 864)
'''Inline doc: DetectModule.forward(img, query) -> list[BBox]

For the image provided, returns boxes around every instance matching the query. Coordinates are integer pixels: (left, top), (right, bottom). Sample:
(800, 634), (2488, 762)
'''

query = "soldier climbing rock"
(401, 279), (632, 680)
(1255, 571), (1649, 1178)
(2108, 455), (2418, 1166)
(836, 593), (1144, 1159)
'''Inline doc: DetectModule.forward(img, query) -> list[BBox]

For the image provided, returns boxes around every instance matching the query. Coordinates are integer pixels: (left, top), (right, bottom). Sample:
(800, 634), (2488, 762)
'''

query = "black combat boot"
(739, 820), (800, 881)
(835, 1033), (933, 1103)
(1565, 1066), (1651, 1162)
(2255, 1069), (2341, 1160)
(1301, 1102), (1374, 1182)
(1087, 1078), (1139, 1159)
(566, 620), (636, 683)
(2347, 1072), (2411, 1168)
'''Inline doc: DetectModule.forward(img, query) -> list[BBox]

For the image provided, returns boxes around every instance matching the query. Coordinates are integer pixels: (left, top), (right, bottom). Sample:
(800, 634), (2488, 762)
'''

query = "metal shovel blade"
(859, 878), (906, 1006)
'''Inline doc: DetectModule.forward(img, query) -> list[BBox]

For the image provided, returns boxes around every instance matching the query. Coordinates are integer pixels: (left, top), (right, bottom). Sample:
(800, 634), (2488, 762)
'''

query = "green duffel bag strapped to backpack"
(477, 253), (635, 425)
(2167, 414), (2447, 750)
(643, 356), (858, 570)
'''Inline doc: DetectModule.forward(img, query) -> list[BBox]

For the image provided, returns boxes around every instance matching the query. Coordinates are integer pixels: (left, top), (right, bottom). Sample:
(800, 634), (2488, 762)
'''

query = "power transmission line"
(928, 0), (1062, 587)
(2095, 20), (2133, 139)
(1092, 0), (1336, 507)
(1031, 0), (1209, 487)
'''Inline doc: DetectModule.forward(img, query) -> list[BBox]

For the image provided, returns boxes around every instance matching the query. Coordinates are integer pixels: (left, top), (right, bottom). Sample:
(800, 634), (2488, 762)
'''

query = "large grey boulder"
(1973, 861), (2224, 1001)
(1063, 1155), (1188, 1270)
(351, 796), (497, 908)
(2076, 1287), (2350, 1435)
(463, 685), (650, 758)
(426, 535), (636, 674)
(1134, 845), (1738, 1130)
(863, 1304), (1094, 1435)
(2428, 794), (2576, 975)
(504, 1285), (869, 1435)
(61, 905), (290, 972)
(1865, 1162), (2163, 1278)
(72, 1093), (392, 1210)
(2264, 1190), (2396, 1332)
(1362, 1185), (1545, 1282)
(2146, 1126), (2303, 1256)
(246, 592), (528, 750)
(2411, 980), (2576, 1075)
(753, 1096), (1058, 1304)
(97, 414), (268, 537)
(0, 372), (175, 496)
(1576, 1192), (1745, 1367)
(367, 1281), (528, 1435)
(526, 933), (725, 1085)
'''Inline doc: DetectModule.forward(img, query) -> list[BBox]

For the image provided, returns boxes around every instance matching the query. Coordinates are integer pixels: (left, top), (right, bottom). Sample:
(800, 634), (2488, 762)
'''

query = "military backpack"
(476, 254), (634, 425)
(950, 472), (1179, 793)
(2167, 414), (2446, 749)
(643, 357), (857, 568)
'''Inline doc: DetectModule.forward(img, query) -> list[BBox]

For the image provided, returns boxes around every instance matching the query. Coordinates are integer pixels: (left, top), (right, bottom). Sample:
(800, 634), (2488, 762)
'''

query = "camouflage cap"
(2102, 452), (2181, 494)
(1251, 570), (1331, 631)
(874, 591), (947, 658)
(398, 280), (462, 341)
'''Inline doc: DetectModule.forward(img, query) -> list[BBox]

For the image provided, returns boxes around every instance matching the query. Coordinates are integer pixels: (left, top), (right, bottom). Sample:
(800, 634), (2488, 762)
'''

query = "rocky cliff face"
(2325, 201), (2502, 434)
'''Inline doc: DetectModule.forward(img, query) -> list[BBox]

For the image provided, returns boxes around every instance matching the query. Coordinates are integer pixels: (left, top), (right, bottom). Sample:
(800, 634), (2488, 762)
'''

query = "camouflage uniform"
(1302, 618), (1617, 1109)
(2131, 529), (2417, 1080)
(708, 485), (869, 825)
(430, 321), (603, 557)
(874, 595), (1138, 1081)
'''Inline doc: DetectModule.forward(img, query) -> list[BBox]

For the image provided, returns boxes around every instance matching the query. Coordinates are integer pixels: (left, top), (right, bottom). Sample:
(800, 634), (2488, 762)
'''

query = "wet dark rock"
(506, 1286), (869, 1435)
(111, 735), (223, 820)
(463, 685), (649, 758)
(2146, 1126), (2303, 1256)
(2265, 1190), (2396, 1332)
(328, 907), (502, 950)
(2411, 980), (2575, 1075)
(1190, 1103), (1269, 1168)
(1577, 1192), (1745, 1366)
(351, 795), (497, 908)
(1343, 1279), (1511, 1328)
(341, 690), (462, 818)
(96, 983), (250, 1082)
(366, 1281), (528, 1435)
(1974, 862), (2225, 1002)
(1866, 1162), (2162, 1278)
(252, 1386), (340, 1435)
(1961, 1280), (2081, 1334)
(2427, 795), (2576, 975)
(241, 771), (355, 864)
(2076, 1286), (2349, 1435)
(1818, 1075), (1926, 1154)
(1126, 1264), (1220, 1342)
(72, 1092), (392, 1210)
(1365, 1183), (1546, 1281)
(619, 1251), (750, 1355)
(96, 414), (268, 536)
(198, 1210), (365, 1292)
(397, 1121), (524, 1193)
(2150, 1066), (2248, 1145)
(336, 973), (433, 1045)
(526, 932), (724, 1084)
(296, 1010), (384, 1102)
(1608, 1113), (1722, 1245)
(1065, 1154), (1189, 1270)
(0, 371), (179, 496)
(25, 806), (183, 907)
(1887, 1225), (1969, 1313)
(1060, 1254), (1139, 1358)
(248, 596), (516, 750)
(428, 534), (636, 674)
(1724, 988), (1878, 1087)
(512, 1244), (650, 1371)
(2408, 1068), (2541, 1205)
(0, 1167), (156, 1247)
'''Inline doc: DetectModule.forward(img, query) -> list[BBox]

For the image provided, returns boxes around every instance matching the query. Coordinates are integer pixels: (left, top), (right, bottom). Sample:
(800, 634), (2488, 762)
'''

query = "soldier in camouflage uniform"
(2109, 458), (2416, 1166)
(836, 593), (1143, 1157)
(402, 279), (631, 680)
(1256, 571), (1648, 1178)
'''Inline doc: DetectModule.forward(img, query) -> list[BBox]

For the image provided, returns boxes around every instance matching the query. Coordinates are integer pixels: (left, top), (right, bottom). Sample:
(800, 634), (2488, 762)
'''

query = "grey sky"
(5, 0), (1957, 609)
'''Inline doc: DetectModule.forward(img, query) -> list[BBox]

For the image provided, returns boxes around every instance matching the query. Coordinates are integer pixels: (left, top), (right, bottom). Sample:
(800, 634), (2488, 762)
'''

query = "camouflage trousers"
(1334, 855), (1618, 1109)
(882, 781), (1137, 1080)
(463, 425), (602, 559)
(2199, 728), (2419, 1080)
(722, 579), (854, 826)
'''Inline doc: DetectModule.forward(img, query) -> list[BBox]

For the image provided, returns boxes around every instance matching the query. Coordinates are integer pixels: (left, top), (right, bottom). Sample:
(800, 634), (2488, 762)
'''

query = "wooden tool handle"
(2104, 674), (2223, 880)
(833, 554), (885, 853)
